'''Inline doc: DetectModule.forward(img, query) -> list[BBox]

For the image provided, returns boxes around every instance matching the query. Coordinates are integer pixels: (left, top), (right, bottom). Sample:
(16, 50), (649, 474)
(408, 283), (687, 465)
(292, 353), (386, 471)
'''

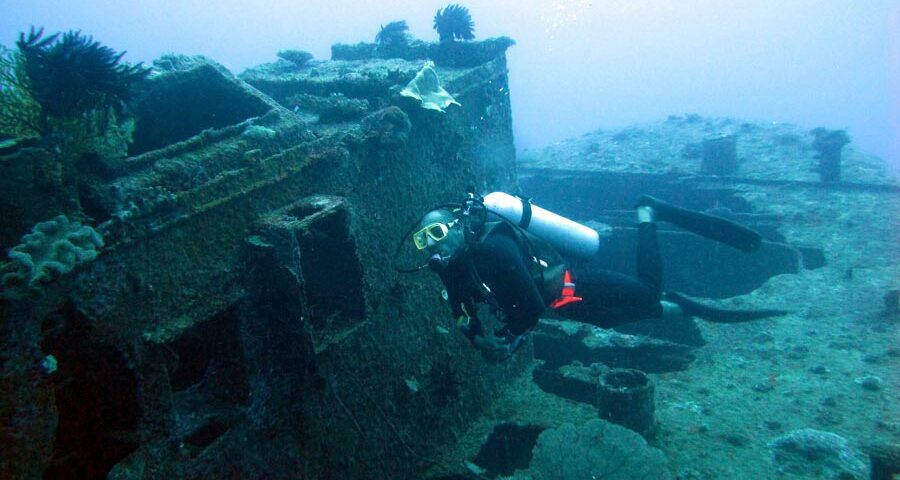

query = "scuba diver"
(395, 192), (788, 362)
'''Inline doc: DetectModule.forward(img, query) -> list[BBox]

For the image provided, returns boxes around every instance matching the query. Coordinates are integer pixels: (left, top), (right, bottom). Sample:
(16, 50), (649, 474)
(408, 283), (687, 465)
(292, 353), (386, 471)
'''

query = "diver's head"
(412, 209), (465, 262)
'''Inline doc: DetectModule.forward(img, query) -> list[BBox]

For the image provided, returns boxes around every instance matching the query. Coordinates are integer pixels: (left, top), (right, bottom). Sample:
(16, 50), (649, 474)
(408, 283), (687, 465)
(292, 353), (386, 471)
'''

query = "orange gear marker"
(550, 270), (583, 309)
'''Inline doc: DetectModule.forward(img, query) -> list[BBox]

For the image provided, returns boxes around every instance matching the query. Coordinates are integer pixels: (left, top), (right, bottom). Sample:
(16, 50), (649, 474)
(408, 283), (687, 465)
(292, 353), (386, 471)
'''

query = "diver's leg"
(635, 202), (785, 322)
(663, 291), (789, 323)
(659, 299), (684, 320)
(636, 195), (762, 252)
(636, 208), (663, 293)
(554, 208), (664, 329)
(557, 268), (663, 329)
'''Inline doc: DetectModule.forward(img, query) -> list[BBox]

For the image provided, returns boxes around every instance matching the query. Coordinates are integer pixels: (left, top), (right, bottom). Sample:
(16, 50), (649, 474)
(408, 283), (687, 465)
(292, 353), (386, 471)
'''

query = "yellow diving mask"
(412, 220), (456, 250)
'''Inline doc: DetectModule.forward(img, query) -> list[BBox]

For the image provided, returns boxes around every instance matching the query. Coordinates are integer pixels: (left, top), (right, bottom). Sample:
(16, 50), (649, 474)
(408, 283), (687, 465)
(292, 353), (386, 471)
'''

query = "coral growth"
(509, 419), (671, 479)
(434, 4), (475, 42)
(399, 61), (459, 112)
(1, 214), (103, 298)
(361, 106), (411, 149)
(375, 21), (410, 47)
(15, 27), (149, 127)
(276, 49), (314, 68)
(285, 92), (369, 123)
(1, 27), (144, 223)
(768, 428), (867, 479)
(0, 45), (41, 138)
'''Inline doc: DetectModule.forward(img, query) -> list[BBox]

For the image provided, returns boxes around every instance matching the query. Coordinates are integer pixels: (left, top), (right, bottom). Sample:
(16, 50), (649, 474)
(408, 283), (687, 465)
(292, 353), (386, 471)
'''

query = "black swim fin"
(637, 195), (762, 252)
(665, 292), (789, 323)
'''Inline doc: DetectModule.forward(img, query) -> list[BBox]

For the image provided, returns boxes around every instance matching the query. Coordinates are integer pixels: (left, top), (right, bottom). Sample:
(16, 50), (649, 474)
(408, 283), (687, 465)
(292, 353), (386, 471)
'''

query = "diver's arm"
(443, 285), (502, 354)
(440, 271), (485, 343)
(453, 292), (521, 362)
(476, 233), (547, 335)
(459, 311), (516, 362)
(454, 300), (484, 342)
(447, 292), (515, 361)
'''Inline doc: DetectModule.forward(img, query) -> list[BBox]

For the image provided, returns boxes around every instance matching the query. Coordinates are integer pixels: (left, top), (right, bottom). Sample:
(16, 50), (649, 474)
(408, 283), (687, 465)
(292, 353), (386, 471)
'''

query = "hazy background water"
(2, 0), (897, 170)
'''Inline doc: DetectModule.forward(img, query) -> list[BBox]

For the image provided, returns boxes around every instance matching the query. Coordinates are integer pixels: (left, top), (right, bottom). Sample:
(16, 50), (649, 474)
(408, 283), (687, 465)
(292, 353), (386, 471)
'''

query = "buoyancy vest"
(473, 221), (569, 308)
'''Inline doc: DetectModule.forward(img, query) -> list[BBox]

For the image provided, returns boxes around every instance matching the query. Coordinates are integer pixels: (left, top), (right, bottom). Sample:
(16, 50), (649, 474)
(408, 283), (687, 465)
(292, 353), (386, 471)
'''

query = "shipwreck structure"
(1, 37), (521, 479)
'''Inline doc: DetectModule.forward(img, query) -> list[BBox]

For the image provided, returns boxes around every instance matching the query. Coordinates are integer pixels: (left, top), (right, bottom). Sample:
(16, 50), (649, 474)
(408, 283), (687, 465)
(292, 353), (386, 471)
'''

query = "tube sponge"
(2, 215), (103, 297)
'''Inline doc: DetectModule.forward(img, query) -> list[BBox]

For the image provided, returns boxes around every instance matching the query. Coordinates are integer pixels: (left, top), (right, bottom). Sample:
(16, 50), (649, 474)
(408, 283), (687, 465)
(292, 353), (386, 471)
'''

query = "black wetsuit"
(559, 222), (663, 327)
(437, 221), (664, 343)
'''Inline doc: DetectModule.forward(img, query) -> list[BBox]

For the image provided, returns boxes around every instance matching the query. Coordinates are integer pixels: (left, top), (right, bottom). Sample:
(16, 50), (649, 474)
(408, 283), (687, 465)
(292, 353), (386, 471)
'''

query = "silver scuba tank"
(482, 191), (600, 259)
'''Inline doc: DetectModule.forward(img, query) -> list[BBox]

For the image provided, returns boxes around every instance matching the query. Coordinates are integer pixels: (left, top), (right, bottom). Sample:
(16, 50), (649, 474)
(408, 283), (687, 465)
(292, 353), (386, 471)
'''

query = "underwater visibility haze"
(0, 1), (897, 479)
(1, 0), (897, 166)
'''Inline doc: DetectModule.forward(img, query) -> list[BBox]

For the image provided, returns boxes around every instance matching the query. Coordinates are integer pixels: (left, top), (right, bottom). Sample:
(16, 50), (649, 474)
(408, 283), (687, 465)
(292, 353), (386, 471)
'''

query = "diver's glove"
(472, 333), (512, 363)
(506, 333), (526, 355)
(457, 314), (473, 336)
(472, 328), (526, 363)
(495, 325), (526, 355)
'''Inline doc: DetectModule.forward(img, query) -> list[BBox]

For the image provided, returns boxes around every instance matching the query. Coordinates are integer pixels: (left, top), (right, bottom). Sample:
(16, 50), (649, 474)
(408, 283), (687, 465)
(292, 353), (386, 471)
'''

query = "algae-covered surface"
(519, 115), (894, 185)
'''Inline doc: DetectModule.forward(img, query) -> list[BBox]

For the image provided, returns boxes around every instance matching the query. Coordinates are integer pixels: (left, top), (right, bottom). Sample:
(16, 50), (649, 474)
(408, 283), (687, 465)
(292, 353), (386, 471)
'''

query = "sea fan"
(433, 4), (475, 42)
(375, 20), (409, 46)
(0, 45), (42, 137)
(16, 26), (149, 122)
